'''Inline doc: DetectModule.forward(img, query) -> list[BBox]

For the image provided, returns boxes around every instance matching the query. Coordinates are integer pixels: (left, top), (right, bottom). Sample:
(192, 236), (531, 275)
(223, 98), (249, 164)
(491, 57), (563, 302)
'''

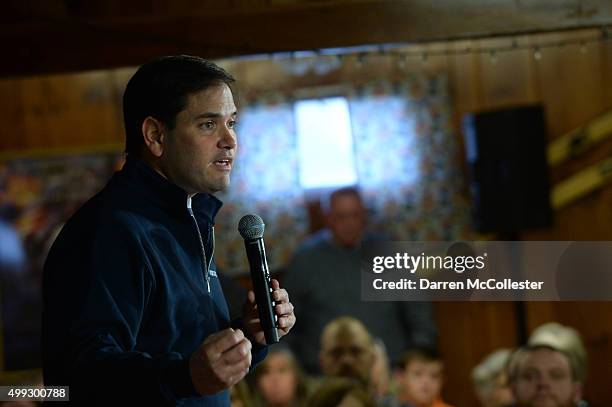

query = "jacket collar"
(118, 155), (223, 222)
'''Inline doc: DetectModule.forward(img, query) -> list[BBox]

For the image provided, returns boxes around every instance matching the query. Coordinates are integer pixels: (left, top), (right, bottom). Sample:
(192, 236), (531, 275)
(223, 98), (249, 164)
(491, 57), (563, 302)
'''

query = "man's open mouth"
(213, 158), (232, 169)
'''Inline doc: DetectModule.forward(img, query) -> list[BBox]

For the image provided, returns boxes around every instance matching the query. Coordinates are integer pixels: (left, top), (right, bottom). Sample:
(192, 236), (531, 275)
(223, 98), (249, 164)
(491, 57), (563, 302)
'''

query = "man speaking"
(42, 55), (296, 406)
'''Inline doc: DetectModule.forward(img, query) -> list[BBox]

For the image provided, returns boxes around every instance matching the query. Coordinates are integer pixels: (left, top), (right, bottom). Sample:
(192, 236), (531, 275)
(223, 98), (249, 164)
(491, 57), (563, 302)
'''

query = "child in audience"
(252, 345), (309, 407)
(396, 347), (454, 407)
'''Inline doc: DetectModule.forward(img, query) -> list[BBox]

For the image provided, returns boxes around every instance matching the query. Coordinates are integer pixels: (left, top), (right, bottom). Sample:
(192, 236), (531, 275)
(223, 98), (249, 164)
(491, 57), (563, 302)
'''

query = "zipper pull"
(206, 277), (211, 293)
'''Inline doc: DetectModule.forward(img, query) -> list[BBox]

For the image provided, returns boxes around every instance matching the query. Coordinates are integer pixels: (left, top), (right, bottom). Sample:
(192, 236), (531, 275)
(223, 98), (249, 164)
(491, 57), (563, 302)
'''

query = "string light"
(397, 54), (407, 69)
(533, 47), (542, 61)
(355, 53), (365, 69)
(421, 52), (429, 65)
(489, 50), (498, 64)
(278, 25), (612, 72)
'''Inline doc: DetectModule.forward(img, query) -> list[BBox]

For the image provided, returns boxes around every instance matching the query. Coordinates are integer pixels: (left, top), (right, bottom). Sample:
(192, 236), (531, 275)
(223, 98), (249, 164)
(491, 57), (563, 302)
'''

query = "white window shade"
(294, 97), (357, 189)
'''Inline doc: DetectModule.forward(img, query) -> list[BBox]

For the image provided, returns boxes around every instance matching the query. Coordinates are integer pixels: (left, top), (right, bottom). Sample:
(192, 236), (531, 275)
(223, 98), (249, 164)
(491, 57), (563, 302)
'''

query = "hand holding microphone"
(238, 214), (296, 345)
(189, 214), (296, 395)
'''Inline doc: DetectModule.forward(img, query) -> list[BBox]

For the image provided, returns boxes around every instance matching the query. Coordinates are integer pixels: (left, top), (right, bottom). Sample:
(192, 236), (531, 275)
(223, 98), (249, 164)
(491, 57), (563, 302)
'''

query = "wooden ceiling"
(2, 0), (612, 77)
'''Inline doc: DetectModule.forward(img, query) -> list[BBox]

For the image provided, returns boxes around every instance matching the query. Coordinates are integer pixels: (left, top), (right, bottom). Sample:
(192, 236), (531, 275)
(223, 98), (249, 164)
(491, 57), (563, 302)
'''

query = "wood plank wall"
(0, 29), (610, 406)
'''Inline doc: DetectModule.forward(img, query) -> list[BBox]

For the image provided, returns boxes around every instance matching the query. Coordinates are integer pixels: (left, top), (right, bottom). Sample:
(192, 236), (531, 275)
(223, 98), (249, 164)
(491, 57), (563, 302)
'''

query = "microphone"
(238, 214), (280, 344)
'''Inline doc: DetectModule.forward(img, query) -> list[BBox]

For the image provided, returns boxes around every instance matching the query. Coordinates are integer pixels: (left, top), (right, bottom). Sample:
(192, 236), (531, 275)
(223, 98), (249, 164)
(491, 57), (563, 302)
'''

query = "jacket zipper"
(209, 226), (215, 272)
(187, 196), (211, 293)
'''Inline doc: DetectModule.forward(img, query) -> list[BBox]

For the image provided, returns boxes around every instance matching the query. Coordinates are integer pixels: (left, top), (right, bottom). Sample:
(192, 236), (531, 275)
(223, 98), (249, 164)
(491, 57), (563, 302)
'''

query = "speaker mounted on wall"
(462, 105), (553, 235)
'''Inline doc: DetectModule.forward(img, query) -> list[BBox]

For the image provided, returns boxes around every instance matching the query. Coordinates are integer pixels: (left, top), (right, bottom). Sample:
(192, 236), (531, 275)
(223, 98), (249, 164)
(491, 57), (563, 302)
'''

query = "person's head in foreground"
(528, 322), (588, 386)
(307, 377), (375, 407)
(324, 187), (367, 248)
(319, 316), (375, 386)
(507, 345), (582, 407)
(472, 348), (515, 407)
(398, 347), (453, 407)
(123, 54), (237, 195)
(252, 346), (308, 407)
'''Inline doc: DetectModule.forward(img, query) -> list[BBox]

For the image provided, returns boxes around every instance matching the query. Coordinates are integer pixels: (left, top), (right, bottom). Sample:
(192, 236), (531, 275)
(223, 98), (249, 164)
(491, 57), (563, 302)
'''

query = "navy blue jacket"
(42, 156), (266, 406)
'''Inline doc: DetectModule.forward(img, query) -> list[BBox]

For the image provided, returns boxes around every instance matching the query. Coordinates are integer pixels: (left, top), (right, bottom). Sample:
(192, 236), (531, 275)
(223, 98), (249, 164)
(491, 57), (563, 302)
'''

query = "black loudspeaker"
(462, 105), (553, 234)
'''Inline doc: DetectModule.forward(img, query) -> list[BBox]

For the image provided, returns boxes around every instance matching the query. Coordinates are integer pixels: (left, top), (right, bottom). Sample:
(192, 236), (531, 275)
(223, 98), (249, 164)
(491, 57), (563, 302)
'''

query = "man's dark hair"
(321, 186), (363, 213)
(122, 55), (235, 156)
(401, 346), (443, 369)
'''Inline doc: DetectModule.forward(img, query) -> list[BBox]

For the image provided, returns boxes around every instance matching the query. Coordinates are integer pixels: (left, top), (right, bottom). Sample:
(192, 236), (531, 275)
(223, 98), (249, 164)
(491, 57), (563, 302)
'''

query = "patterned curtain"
(214, 73), (471, 275)
(349, 74), (471, 241)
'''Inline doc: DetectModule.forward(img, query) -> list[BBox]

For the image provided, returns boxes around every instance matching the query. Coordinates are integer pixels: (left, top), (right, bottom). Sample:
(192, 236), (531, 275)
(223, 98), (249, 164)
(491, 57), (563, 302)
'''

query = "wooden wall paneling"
(447, 40), (481, 201)
(448, 40), (483, 121)
(0, 79), (26, 152)
(524, 302), (557, 329)
(553, 38), (607, 132)
(43, 73), (85, 147)
(601, 39), (612, 108)
(62, 71), (124, 147)
(16, 71), (124, 151)
(477, 37), (537, 110)
(434, 302), (519, 407)
(560, 182), (610, 239)
(420, 42), (453, 76)
(19, 76), (50, 150)
(522, 181), (612, 241)
(109, 67), (137, 146)
(533, 30), (607, 140)
(521, 31), (612, 242)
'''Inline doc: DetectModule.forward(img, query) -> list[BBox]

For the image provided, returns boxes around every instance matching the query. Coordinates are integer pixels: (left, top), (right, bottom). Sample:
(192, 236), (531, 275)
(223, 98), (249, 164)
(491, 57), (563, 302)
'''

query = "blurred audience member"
(319, 316), (401, 407)
(472, 348), (514, 407)
(396, 347), (454, 407)
(1, 401), (39, 406)
(230, 380), (254, 407)
(507, 345), (582, 407)
(0, 206), (26, 274)
(0, 205), (39, 370)
(370, 339), (392, 398)
(252, 345), (309, 407)
(319, 317), (375, 386)
(528, 323), (587, 386)
(284, 187), (436, 374)
(307, 377), (375, 407)
(528, 322), (590, 407)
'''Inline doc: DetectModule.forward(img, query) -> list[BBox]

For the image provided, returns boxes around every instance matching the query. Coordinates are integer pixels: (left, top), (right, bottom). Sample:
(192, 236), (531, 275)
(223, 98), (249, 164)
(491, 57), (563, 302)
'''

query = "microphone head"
(238, 214), (265, 239)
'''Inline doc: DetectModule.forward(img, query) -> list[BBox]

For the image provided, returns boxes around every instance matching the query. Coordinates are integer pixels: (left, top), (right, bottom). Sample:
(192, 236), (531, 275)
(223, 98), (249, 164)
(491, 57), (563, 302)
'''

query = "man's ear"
(142, 116), (165, 158)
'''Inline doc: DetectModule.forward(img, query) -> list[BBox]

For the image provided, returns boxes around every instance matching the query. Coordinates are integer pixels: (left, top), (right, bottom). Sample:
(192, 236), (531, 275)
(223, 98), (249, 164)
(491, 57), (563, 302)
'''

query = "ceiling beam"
(3, 0), (612, 77)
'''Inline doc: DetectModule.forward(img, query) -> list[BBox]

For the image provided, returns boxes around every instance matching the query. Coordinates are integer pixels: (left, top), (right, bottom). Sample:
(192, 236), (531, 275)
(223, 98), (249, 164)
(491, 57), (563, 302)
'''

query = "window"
(294, 97), (358, 189)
